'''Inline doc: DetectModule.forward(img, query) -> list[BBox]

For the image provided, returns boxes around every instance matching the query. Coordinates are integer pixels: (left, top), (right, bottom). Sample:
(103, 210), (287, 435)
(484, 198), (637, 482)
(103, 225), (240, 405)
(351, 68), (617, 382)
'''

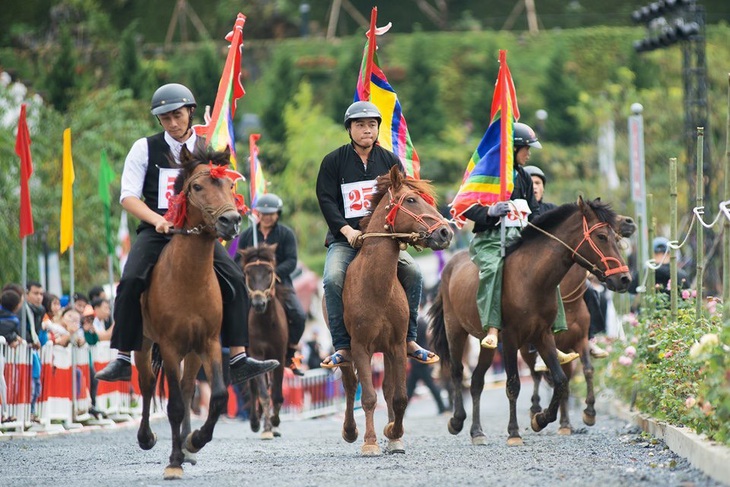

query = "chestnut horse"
(429, 197), (631, 446)
(238, 244), (288, 440)
(523, 215), (636, 434)
(135, 146), (243, 480)
(340, 165), (453, 456)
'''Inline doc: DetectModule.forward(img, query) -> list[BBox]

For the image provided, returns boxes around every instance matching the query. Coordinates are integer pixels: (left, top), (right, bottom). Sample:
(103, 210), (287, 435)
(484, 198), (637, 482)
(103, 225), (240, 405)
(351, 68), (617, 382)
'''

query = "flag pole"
(20, 237), (28, 342)
(107, 253), (115, 315)
(69, 245), (75, 305)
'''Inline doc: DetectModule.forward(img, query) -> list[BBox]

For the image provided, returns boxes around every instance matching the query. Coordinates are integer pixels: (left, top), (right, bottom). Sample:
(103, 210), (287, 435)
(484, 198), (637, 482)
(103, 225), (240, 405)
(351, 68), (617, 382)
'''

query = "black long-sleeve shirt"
(235, 222), (298, 287)
(316, 143), (401, 246)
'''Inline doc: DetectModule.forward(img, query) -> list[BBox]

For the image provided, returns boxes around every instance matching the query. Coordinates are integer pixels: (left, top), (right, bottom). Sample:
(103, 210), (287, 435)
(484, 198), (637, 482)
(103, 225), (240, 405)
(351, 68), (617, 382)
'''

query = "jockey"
(315, 100), (439, 369)
(463, 123), (579, 365)
(96, 83), (278, 385)
(235, 193), (308, 376)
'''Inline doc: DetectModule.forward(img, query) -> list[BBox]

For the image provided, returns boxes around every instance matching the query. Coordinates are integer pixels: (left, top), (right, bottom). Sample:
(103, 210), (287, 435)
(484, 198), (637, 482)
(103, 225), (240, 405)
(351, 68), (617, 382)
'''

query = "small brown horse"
(340, 165), (453, 456)
(523, 215), (636, 434)
(136, 146), (243, 480)
(429, 197), (631, 446)
(238, 243), (288, 440)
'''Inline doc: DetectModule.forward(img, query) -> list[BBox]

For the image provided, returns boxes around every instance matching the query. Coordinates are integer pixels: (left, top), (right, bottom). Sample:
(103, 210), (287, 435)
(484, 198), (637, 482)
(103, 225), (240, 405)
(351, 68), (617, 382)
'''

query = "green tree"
(539, 50), (583, 145)
(261, 51), (299, 144)
(403, 35), (444, 141)
(115, 21), (151, 99)
(44, 26), (78, 113)
(187, 42), (225, 111)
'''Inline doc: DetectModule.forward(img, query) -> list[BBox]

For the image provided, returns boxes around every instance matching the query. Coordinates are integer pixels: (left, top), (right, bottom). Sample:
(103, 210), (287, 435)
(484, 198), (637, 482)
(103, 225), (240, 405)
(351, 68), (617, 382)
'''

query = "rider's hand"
(155, 219), (173, 234)
(342, 227), (363, 248)
(487, 202), (511, 218)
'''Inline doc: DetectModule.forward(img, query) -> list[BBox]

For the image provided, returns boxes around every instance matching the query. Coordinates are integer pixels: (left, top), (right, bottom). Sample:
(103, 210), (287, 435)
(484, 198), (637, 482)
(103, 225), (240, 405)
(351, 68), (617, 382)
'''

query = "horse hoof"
(583, 412), (596, 426)
(163, 466), (183, 480)
(271, 416), (280, 428)
(506, 436), (524, 447)
(138, 433), (157, 451)
(383, 422), (402, 439)
(182, 447), (197, 465)
(529, 408), (541, 420)
(471, 435), (488, 446)
(531, 414), (545, 432)
(261, 431), (274, 440)
(361, 444), (382, 456)
(250, 420), (260, 433)
(342, 427), (358, 443)
(558, 427), (572, 436)
(184, 433), (201, 454)
(273, 428), (282, 438)
(447, 418), (463, 435)
(386, 439), (405, 454)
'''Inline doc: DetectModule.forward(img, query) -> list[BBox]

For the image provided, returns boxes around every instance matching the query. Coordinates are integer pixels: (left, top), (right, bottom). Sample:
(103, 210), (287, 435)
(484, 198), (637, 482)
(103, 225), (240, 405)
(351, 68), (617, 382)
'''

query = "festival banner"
(16, 104), (34, 238)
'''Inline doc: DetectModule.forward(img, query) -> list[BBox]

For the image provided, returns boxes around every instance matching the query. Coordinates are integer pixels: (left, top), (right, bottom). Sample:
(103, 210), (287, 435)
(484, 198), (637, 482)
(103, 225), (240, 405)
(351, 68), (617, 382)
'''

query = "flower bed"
(593, 292), (730, 446)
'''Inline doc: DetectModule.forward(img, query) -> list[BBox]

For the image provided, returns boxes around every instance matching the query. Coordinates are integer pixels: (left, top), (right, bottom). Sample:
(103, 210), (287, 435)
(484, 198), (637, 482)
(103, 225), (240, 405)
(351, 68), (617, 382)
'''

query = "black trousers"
(111, 228), (249, 351)
(281, 289), (307, 345)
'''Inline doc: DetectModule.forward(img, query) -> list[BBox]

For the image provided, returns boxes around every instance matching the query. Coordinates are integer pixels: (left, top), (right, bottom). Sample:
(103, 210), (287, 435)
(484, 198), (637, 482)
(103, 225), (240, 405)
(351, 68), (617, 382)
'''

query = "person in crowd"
(72, 292), (89, 316)
(90, 298), (113, 340)
(54, 307), (85, 347)
(41, 293), (63, 331)
(88, 286), (106, 302)
(629, 236), (690, 296)
(235, 193), (307, 376)
(23, 281), (47, 421)
(0, 289), (24, 423)
(304, 328), (324, 371)
(96, 83), (277, 384)
(88, 287), (113, 330)
(464, 124), (578, 367)
(315, 100), (438, 368)
(406, 315), (447, 415)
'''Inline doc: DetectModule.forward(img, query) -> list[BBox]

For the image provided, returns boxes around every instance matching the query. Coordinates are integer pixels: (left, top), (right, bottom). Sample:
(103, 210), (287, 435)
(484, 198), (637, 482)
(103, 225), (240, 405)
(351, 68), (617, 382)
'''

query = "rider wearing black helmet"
(315, 100), (439, 368)
(96, 83), (278, 384)
(523, 165), (557, 214)
(236, 193), (308, 376)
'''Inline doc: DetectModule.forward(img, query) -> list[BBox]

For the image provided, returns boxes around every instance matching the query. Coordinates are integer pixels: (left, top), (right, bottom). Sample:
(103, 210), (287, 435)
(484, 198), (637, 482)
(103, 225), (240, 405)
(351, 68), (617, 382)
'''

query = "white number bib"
(341, 179), (377, 219)
(503, 199), (531, 228)
(157, 168), (181, 210)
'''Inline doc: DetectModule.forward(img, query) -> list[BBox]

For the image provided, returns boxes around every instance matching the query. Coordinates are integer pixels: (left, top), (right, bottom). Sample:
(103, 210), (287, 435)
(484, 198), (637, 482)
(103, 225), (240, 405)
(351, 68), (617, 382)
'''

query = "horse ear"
(180, 145), (192, 161)
(237, 248), (248, 264)
(390, 165), (403, 190)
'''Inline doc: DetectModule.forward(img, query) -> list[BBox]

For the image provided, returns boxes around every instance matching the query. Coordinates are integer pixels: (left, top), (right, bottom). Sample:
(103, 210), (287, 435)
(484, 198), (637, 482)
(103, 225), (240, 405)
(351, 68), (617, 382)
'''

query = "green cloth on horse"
(469, 227), (567, 333)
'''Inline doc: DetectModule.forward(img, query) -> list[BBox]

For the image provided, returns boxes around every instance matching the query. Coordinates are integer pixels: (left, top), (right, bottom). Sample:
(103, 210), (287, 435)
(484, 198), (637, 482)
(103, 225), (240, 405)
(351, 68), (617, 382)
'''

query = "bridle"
(169, 168), (238, 236)
(243, 260), (277, 301)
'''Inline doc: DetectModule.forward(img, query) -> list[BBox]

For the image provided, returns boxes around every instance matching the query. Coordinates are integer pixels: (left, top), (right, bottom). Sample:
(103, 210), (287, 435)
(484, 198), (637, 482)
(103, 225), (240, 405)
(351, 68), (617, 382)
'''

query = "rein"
(167, 168), (239, 236)
(559, 270), (590, 303)
(243, 260), (278, 300)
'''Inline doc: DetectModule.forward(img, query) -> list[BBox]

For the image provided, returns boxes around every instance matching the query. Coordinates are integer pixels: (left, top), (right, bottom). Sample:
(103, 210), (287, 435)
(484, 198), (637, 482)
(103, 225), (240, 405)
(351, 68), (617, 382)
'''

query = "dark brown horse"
(135, 146), (243, 480)
(523, 215), (636, 434)
(340, 165), (453, 455)
(238, 243), (288, 440)
(429, 197), (631, 446)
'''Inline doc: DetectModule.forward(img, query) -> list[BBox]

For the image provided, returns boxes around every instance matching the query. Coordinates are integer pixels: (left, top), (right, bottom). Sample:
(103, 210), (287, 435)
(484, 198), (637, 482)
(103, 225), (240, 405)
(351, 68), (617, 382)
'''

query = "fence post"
(670, 157), (679, 321)
(695, 127), (705, 322)
(646, 193), (655, 306)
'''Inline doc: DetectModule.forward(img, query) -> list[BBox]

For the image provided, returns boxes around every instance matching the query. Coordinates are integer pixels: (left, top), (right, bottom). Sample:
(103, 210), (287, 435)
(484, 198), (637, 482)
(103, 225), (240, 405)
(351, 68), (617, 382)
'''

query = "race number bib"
(341, 179), (377, 219)
(157, 168), (181, 210)
(503, 199), (531, 228)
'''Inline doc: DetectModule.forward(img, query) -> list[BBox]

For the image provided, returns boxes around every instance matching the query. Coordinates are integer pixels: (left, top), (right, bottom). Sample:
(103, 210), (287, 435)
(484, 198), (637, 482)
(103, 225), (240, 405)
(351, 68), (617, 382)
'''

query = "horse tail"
(428, 284), (450, 366)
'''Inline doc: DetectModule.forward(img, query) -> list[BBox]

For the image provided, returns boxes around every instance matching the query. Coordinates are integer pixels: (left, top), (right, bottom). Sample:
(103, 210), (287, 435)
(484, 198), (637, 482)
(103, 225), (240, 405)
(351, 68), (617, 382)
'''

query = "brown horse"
(523, 215), (636, 434)
(340, 165), (453, 456)
(429, 197), (631, 446)
(135, 146), (242, 480)
(238, 243), (288, 440)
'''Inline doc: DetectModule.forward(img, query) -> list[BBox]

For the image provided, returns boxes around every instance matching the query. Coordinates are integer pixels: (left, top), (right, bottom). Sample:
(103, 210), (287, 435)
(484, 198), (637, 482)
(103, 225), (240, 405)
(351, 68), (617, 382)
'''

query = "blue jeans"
(322, 242), (422, 351)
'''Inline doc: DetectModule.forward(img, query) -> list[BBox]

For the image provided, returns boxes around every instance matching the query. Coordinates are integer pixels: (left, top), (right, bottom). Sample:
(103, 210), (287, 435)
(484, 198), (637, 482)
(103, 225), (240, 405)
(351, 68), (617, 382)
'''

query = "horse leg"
(446, 326), (469, 436)
(186, 342), (228, 451)
(558, 363), (573, 435)
(180, 352), (200, 465)
(340, 366), (359, 443)
(161, 349), (185, 480)
(135, 341), (157, 451)
(502, 340), (523, 446)
(469, 347), (494, 446)
(523, 347), (543, 419)
(531, 336), (568, 433)
(270, 366), (284, 431)
(581, 344), (597, 427)
(353, 347), (380, 456)
(249, 376), (260, 433)
(381, 354), (395, 423)
(383, 349), (407, 454)
(256, 372), (274, 440)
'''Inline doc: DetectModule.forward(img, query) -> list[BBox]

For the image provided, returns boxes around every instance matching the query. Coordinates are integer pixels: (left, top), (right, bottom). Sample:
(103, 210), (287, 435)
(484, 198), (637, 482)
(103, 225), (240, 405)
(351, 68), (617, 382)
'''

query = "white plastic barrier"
(0, 340), (32, 433)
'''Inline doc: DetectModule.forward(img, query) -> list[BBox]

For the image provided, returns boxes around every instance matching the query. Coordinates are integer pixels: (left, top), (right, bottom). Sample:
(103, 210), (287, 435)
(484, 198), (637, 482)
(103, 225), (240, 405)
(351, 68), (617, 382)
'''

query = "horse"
(429, 197), (631, 446)
(238, 243), (288, 440)
(135, 145), (243, 480)
(340, 165), (453, 456)
(523, 215), (636, 434)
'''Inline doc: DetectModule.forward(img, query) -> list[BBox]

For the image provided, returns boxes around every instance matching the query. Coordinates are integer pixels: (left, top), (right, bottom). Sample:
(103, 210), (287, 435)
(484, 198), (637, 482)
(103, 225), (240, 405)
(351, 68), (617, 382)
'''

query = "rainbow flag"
(450, 50), (520, 226)
(355, 7), (420, 179)
(195, 13), (247, 169)
(248, 133), (267, 208)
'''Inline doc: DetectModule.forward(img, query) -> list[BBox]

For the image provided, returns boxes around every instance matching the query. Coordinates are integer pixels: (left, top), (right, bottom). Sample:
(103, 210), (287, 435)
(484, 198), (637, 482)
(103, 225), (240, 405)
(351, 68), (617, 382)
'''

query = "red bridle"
(384, 189), (446, 236)
(572, 216), (629, 277)
(243, 260), (277, 301)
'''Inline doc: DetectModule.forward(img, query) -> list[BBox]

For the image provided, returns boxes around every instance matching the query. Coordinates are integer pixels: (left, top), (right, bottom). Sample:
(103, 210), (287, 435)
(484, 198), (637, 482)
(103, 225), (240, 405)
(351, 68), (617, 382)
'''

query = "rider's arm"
(276, 227), (298, 279)
(316, 151), (350, 237)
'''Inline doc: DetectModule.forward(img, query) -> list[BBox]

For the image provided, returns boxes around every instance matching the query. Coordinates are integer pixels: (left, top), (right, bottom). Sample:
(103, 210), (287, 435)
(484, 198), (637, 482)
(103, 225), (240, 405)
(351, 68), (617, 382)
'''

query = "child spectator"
(90, 298), (113, 339)
(1, 290), (24, 423)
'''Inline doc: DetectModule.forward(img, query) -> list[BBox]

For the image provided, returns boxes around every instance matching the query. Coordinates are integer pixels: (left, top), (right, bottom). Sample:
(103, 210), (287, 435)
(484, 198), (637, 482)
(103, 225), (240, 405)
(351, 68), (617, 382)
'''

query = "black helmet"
(513, 122), (542, 149)
(523, 165), (546, 185)
(255, 193), (283, 215)
(150, 83), (197, 116)
(344, 101), (382, 128)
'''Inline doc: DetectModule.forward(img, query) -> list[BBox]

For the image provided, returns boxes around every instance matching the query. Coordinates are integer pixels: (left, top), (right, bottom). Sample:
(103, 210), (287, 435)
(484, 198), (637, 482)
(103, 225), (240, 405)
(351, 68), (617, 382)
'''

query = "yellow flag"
(60, 128), (75, 253)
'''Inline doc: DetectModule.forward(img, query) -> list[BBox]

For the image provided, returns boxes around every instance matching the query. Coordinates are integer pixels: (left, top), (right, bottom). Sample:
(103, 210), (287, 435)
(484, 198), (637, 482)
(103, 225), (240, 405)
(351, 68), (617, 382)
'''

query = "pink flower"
(701, 401), (713, 415)
(618, 355), (633, 366)
(706, 301), (717, 315)
(685, 396), (696, 408)
(691, 290), (697, 298)
(631, 337), (639, 344)
(664, 350), (673, 358)
(666, 279), (672, 291)
(624, 346), (637, 358)
(681, 290), (690, 300)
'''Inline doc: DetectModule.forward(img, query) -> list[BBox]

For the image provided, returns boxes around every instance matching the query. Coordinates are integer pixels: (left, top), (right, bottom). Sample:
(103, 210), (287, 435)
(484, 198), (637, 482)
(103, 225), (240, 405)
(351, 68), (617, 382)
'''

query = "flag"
(355, 7), (420, 179)
(450, 50), (520, 226)
(249, 133), (267, 208)
(116, 210), (131, 274)
(194, 13), (247, 169)
(16, 104), (34, 239)
(60, 128), (75, 253)
(98, 150), (116, 255)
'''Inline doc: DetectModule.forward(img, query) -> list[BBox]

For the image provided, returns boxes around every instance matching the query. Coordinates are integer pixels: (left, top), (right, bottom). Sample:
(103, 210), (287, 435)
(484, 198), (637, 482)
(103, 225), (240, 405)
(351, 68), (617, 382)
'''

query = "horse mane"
(505, 198), (617, 256)
(239, 244), (292, 300)
(172, 145), (230, 195)
(359, 170), (438, 230)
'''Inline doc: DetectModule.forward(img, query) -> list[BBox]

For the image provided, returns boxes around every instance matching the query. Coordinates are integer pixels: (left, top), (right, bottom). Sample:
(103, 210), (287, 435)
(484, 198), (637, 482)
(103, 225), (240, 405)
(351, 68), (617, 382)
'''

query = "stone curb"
(598, 395), (730, 486)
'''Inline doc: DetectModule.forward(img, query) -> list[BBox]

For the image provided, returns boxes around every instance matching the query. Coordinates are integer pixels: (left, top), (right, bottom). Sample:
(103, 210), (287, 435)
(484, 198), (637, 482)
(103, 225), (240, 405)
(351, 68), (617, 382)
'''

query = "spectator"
(1, 290), (24, 423)
(305, 329), (324, 370)
(406, 316), (446, 415)
(41, 293), (62, 334)
(53, 308), (84, 347)
(88, 286), (106, 302)
(629, 236), (690, 295)
(72, 292), (89, 316)
(90, 298), (113, 339)
(23, 281), (47, 422)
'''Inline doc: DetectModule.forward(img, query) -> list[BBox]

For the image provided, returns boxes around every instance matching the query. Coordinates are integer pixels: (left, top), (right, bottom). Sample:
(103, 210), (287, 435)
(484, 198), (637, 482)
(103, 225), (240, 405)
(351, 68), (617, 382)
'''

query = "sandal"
(1, 415), (17, 423)
(408, 348), (440, 365)
(320, 351), (352, 369)
(480, 334), (498, 349)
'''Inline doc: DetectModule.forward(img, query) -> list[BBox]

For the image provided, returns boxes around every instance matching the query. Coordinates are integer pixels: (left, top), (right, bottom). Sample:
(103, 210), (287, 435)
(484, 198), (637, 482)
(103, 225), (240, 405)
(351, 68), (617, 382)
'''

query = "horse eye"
(192, 183), (203, 191)
(406, 197), (417, 204)
(597, 233), (608, 242)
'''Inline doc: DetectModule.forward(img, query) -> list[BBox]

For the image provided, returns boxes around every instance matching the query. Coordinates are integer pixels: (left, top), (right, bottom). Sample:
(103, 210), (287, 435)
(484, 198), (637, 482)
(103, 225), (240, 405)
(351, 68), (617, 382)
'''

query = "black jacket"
(235, 222), (298, 287)
(0, 307), (21, 343)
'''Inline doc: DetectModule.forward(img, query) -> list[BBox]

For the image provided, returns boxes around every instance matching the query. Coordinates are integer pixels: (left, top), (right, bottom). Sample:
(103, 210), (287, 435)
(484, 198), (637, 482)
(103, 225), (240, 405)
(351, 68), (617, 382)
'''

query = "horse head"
(239, 244), (278, 313)
(361, 165), (453, 250)
(167, 146), (244, 240)
(575, 196), (632, 292)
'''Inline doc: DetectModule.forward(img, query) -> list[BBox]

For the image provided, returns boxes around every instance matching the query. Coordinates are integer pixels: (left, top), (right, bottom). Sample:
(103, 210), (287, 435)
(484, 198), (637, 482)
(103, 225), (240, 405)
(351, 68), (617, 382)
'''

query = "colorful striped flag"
(450, 50), (520, 226)
(248, 133), (267, 208)
(195, 13), (247, 169)
(355, 7), (420, 179)
(16, 104), (34, 239)
(60, 128), (75, 253)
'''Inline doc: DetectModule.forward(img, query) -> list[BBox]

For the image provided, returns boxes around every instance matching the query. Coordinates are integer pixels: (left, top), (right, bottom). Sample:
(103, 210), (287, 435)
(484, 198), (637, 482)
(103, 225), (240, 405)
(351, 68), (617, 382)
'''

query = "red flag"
(16, 104), (34, 238)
